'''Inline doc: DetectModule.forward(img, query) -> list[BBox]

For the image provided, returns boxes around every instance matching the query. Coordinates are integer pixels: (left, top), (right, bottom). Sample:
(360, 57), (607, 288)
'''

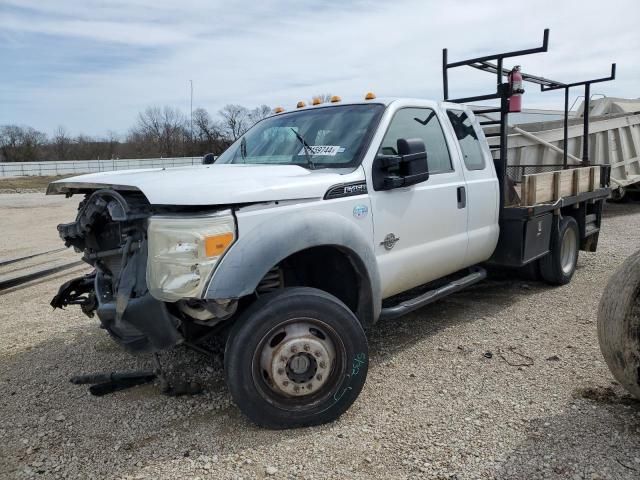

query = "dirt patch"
(575, 385), (640, 406)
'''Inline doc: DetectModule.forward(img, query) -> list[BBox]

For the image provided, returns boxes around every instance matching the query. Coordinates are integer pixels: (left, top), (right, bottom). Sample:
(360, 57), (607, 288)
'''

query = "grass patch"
(0, 175), (70, 191)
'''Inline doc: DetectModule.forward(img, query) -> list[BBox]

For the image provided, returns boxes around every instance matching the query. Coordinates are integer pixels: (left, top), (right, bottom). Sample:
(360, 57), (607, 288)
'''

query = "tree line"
(0, 104), (272, 163)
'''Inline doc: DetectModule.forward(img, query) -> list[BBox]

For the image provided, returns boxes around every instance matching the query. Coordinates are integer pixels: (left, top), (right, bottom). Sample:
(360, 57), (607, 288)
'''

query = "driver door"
(369, 106), (469, 299)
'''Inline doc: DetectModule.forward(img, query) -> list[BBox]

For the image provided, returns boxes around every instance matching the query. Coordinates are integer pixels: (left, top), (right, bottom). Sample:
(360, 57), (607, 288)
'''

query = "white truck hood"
(47, 164), (365, 205)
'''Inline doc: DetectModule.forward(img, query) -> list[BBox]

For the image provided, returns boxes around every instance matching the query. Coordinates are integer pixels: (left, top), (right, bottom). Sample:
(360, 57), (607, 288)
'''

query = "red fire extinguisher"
(508, 65), (524, 113)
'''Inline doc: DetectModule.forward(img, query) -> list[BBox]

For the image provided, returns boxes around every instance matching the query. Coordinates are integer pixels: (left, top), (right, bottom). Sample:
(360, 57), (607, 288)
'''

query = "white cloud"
(1, 0), (638, 136)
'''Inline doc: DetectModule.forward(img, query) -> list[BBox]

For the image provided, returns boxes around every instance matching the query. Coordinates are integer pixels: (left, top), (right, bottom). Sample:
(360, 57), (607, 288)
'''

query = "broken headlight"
(146, 211), (235, 302)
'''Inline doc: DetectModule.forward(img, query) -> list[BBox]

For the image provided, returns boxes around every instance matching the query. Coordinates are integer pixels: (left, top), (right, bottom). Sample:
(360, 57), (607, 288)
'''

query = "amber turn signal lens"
(204, 232), (234, 257)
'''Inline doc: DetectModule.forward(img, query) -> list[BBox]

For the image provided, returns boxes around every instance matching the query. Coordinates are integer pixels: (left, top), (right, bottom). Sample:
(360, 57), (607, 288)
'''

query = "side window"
(446, 110), (486, 171)
(379, 108), (453, 175)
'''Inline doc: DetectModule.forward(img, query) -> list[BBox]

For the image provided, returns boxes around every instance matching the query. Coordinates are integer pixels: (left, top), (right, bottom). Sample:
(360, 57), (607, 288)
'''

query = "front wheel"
(540, 216), (579, 285)
(224, 287), (369, 429)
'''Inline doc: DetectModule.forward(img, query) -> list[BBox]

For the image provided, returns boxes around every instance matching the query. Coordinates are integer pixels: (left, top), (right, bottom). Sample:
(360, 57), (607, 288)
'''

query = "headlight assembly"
(146, 211), (235, 302)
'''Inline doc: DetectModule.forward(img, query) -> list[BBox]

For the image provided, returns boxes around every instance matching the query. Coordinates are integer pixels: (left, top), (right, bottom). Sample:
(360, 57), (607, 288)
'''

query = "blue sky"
(1, 0), (639, 138)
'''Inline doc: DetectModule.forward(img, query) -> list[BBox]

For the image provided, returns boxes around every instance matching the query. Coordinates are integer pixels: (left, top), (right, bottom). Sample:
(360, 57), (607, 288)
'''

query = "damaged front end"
(51, 189), (183, 353)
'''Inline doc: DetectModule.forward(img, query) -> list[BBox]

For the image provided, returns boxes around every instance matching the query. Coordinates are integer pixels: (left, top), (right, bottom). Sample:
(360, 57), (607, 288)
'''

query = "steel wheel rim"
(560, 226), (577, 274)
(251, 317), (345, 410)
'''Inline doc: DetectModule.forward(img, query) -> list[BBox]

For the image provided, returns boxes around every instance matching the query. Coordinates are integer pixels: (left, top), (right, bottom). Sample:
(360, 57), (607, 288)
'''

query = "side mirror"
(372, 138), (429, 191)
(202, 153), (216, 165)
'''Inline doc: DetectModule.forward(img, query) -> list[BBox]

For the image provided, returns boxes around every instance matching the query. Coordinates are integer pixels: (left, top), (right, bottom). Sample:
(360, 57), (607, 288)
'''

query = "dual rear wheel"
(539, 216), (580, 285)
(523, 216), (580, 285)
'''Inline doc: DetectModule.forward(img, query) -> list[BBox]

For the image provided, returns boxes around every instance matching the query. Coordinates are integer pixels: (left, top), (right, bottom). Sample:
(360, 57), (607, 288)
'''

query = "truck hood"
(47, 164), (366, 205)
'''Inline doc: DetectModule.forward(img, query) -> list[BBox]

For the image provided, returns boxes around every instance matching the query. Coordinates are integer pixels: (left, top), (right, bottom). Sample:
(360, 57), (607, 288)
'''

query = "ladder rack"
(442, 29), (616, 211)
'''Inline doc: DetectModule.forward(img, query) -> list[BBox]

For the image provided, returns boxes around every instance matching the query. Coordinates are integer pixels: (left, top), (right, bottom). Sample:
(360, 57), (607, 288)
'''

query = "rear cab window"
(446, 110), (486, 171)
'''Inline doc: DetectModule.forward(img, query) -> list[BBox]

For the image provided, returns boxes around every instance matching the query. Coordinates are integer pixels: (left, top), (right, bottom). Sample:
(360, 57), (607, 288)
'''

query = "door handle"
(457, 186), (466, 209)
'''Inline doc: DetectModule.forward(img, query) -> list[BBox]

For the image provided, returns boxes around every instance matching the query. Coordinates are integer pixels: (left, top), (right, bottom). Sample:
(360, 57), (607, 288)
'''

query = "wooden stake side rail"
(518, 166), (600, 207)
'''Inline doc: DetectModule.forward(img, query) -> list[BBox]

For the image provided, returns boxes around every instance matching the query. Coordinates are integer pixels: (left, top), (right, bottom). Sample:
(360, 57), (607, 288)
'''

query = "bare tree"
(0, 125), (47, 162)
(248, 105), (272, 124)
(193, 108), (228, 154)
(104, 130), (120, 159)
(0, 125), (21, 162)
(310, 93), (333, 104)
(193, 108), (220, 142)
(130, 106), (188, 157)
(0, 102), (274, 162)
(53, 125), (71, 161)
(218, 104), (251, 141)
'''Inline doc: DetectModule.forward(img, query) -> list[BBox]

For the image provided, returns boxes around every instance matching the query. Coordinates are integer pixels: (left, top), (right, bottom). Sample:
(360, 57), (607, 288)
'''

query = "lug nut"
(319, 361), (326, 369)
(316, 374), (323, 381)
(303, 344), (310, 351)
(280, 355), (287, 362)
(314, 351), (322, 357)
(283, 381), (289, 386)
(291, 346), (298, 353)
(307, 383), (313, 390)
(293, 386), (299, 393)
(277, 368), (285, 375)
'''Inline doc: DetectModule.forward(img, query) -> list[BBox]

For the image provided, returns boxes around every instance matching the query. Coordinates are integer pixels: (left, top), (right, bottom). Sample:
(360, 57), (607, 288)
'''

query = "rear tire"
(224, 287), (368, 429)
(540, 216), (579, 285)
(609, 186), (627, 203)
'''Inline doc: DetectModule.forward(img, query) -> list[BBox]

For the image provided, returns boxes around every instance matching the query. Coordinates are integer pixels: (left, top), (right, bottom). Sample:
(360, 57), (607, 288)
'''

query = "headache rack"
(442, 29), (615, 267)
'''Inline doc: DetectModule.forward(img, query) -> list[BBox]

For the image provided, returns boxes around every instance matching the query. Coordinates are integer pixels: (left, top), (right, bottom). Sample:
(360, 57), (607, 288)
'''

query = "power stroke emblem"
(353, 204), (368, 219)
(381, 233), (400, 250)
(324, 181), (368, 200)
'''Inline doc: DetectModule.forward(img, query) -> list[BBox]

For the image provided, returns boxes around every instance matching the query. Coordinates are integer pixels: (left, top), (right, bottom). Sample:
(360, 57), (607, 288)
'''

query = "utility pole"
(189, 80), (193, 157)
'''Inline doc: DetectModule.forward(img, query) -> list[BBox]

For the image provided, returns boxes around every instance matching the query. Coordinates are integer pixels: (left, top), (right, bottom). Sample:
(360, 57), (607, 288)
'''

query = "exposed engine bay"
(50, 189), (240, 353)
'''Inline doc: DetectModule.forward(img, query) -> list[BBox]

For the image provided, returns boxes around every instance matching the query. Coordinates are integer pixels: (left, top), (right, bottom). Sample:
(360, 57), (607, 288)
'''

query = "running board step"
(379, 267), (487, 321)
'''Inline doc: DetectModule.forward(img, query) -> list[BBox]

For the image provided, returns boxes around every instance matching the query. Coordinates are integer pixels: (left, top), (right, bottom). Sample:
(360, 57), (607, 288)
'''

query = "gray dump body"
(483, 98), (640, 192)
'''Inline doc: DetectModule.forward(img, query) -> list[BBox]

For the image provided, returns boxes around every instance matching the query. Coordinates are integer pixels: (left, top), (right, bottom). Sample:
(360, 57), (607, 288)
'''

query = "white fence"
(0, 157), (202, 177)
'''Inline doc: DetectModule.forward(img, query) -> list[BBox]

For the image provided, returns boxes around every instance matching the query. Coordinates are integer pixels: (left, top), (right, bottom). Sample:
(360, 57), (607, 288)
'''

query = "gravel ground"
(0, 193), (80, 259)
(1, 195), (639, 479)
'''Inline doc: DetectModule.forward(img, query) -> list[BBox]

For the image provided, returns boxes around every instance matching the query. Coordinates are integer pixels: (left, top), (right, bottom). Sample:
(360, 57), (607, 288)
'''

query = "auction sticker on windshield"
(298, 145), (342, 156)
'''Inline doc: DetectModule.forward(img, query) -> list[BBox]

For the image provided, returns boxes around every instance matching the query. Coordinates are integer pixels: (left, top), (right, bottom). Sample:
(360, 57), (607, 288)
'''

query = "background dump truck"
(483, 97), (640, 202)
(48, 30), (612, 428)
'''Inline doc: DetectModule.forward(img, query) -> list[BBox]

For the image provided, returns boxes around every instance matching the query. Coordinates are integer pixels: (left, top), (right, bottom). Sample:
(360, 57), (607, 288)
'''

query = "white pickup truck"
(47, 33), (611, 428)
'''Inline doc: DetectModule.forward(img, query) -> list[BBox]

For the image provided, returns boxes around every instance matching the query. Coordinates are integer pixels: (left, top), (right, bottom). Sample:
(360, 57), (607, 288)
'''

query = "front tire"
(540, 216), (579, 285)
(224, 287), (369, 429)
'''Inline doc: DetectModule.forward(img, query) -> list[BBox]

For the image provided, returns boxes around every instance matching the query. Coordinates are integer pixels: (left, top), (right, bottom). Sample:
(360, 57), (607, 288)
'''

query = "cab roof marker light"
(296, 101), (306, 108)
(273, 106), (285, 114)
(330, 95), (341, 103)
(365, 92), (376, 100)
(312, 97), (322, 105)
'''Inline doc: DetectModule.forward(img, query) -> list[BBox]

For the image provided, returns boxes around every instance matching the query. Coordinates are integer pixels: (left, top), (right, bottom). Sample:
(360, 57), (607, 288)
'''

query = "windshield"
(215, 104), (385, 169)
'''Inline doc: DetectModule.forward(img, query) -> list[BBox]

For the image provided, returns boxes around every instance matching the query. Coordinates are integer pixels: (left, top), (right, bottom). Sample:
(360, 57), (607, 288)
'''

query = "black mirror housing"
(372, 138), (429, 191)
(202, 153), (216, 165)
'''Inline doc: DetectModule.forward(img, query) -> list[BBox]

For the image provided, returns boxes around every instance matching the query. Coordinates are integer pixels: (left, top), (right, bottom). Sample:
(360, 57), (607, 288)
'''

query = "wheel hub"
(286, 352), (317, 383)
(260, 322), (335, 397)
